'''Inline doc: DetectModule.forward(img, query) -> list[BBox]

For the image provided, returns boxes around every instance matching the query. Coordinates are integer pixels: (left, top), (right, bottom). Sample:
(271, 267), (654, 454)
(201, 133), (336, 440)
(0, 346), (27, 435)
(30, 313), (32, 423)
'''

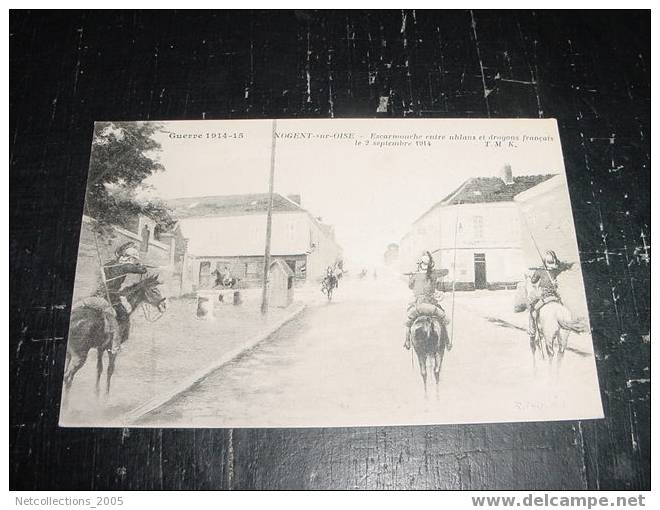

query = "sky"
(141, 119), (567, 268)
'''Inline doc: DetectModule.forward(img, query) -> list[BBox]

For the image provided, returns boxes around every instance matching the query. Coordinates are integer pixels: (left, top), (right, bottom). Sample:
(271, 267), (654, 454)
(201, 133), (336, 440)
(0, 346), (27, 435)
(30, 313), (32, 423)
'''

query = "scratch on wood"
(469, 10), (491, 116)
(227, 428), (235, 488)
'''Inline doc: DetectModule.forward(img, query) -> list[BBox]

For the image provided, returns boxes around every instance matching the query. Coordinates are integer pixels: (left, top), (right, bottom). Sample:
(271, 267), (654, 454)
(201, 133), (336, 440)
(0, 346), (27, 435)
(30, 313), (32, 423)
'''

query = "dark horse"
(63, 274), (167, 400)
(212, 269), (240, 289)
(411, 315), (449, 391)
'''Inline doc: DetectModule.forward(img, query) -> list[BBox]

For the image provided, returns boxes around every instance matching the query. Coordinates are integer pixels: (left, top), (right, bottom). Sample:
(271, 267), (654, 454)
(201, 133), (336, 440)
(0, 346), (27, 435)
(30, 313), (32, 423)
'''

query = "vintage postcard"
(59, 118), (604, 428)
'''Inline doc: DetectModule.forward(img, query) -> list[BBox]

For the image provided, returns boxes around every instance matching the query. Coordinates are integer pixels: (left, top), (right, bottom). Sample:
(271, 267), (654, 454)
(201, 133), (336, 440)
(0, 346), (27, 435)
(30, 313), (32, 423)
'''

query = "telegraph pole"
(261, 119), (278, 314)
(450, 212), (460, 348)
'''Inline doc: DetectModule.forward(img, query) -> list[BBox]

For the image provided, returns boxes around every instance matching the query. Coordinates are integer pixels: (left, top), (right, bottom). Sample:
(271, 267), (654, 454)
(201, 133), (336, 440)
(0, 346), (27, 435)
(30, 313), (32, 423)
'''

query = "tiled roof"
(410, 174), (557, 227)
(439, 175), (556, 205)
(166, 193), (302, 219)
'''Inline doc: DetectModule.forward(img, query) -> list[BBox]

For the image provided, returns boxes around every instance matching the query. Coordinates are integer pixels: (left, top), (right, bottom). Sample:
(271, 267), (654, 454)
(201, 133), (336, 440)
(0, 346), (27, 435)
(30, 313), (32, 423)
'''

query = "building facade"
(167, 193), (343, 291)
(399, 166), (554, 290)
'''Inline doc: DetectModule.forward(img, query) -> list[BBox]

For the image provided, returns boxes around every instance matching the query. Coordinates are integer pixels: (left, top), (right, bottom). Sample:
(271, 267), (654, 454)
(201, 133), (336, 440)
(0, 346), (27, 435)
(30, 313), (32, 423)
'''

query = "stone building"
(167, 193), (343, 291)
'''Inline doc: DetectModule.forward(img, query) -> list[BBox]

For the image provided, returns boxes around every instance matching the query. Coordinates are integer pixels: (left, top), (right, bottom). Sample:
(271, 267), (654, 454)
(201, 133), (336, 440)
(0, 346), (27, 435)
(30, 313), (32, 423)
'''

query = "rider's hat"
(116, 242), (140, 260)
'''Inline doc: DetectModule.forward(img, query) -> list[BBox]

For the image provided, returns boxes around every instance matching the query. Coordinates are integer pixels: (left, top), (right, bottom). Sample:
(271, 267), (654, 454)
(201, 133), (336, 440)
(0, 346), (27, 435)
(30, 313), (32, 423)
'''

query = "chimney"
(501, 164), (514, 185)
(287, 194), (301, 206)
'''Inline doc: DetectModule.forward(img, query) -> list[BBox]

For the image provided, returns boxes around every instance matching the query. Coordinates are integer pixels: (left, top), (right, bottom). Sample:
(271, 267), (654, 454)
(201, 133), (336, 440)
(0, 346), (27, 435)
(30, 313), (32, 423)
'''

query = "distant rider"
(324, 265), (338, 291)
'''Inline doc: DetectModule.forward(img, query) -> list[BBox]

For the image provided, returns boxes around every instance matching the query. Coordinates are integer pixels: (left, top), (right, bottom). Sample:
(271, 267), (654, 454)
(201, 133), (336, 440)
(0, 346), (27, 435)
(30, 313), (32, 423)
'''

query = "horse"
(411, 315), (449, 391)
(212, 269), (240, 289)
(62, 274), (167, 401)
(517, 279), (588, 367)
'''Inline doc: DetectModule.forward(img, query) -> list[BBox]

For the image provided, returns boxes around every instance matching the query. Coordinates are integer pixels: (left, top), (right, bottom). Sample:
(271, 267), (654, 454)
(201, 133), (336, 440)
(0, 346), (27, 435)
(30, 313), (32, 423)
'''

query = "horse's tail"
(557, 316), (588, 333)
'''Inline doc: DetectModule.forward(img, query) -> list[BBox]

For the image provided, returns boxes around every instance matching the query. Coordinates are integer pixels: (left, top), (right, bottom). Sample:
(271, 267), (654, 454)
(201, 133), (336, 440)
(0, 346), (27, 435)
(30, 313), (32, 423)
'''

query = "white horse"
(516, 277), (588, 367)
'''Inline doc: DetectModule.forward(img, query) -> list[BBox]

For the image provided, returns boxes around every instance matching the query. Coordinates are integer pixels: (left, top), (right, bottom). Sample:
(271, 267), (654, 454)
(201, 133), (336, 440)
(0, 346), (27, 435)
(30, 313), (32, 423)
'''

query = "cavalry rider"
(403, 251), (450, 351)
(92, 242), (147, 354)
(526, 249), (572, 345)
(325, 265), (339, 289)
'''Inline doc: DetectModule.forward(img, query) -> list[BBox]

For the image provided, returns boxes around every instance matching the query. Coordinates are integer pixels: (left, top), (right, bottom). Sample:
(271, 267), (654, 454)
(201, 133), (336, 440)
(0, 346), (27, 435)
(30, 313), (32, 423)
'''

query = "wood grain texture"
(10, 10), (650, 490)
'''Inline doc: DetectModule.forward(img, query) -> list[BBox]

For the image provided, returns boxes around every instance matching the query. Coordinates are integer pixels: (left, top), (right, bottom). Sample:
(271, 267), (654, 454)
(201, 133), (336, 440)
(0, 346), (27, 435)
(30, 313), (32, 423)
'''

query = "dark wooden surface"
(10, 10), (650, 490)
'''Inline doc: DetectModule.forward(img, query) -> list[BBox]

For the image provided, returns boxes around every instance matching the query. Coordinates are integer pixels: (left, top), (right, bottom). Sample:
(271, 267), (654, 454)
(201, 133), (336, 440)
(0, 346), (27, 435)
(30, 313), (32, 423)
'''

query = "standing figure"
(140, 224), (150, 252)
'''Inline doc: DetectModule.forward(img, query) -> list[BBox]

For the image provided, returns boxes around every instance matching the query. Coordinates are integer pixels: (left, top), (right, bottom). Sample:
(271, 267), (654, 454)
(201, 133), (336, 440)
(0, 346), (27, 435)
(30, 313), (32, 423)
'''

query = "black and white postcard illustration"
(59, 118), (604, 427)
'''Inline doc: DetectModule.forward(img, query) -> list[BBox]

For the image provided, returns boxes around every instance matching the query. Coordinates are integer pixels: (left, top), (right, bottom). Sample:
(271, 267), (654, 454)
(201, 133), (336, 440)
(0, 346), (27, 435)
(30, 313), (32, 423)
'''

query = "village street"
(139, 270), (602, 427)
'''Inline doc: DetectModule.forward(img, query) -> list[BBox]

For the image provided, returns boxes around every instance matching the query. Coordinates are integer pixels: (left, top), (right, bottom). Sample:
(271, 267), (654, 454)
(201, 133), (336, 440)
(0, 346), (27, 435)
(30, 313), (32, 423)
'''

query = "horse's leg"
(417, 352), (427, 393)
(528, 312), (540, 369)
(529, 334), (537, 363)
(106, 351), (117, 395)
(63, 350), (71, 383)
(433, 349), (444, 384)
(95, 348), (104, 397)
(535, 311), (550, 362)
(556, 328), (570, 371)
(62, 350), (72, 408)
(433, 329), (445, 384)
(541, 318), (555, 360)
(63, 351), (87, 394)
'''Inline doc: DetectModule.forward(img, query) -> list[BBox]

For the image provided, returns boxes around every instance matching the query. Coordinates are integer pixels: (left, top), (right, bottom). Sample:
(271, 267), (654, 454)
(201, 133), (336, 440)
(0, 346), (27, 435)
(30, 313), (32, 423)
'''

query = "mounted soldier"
(526, 249), (573, 347)
(83, 242), (147, 354)
(321, 264), (340, 301)
(404, 251), (450, 351)
(325, 265), (339, 288)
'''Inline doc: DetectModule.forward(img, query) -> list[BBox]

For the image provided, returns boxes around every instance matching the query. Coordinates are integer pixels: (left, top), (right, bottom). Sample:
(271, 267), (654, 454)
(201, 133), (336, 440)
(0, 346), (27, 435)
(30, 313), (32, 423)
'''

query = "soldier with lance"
(526, 249), (573, 347)
(86, 242), (147, 354)
(403, 251), (451, 351)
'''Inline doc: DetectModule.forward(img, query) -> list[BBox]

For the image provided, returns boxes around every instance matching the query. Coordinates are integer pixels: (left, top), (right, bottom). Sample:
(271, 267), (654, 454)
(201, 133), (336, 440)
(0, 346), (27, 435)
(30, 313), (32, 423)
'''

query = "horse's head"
(144, 274), (167, 312)
(124, 274), (167, 313)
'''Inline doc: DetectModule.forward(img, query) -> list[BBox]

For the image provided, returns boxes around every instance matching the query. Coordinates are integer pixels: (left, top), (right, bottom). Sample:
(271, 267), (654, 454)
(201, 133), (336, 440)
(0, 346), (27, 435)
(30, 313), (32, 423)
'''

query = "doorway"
(199, 261), (211, 287)
(474, 253), (487, 289)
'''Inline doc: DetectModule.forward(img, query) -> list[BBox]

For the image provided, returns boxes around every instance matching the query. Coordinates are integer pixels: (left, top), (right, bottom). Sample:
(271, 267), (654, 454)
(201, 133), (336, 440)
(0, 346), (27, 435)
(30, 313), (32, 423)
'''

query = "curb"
(121, 302), (306, 424)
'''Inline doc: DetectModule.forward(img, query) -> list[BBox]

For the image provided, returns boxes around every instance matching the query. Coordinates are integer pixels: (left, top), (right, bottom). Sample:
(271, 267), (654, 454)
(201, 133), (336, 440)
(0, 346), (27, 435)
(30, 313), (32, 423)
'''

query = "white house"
(167, 193), (343, 290)
(399, 165), (555, 290)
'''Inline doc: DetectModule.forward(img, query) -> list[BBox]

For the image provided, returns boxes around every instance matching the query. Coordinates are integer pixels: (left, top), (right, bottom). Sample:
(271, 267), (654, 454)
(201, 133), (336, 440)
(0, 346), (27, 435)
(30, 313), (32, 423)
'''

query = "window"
(246, 262), (260, 278)
(473, 216), (484, 239)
